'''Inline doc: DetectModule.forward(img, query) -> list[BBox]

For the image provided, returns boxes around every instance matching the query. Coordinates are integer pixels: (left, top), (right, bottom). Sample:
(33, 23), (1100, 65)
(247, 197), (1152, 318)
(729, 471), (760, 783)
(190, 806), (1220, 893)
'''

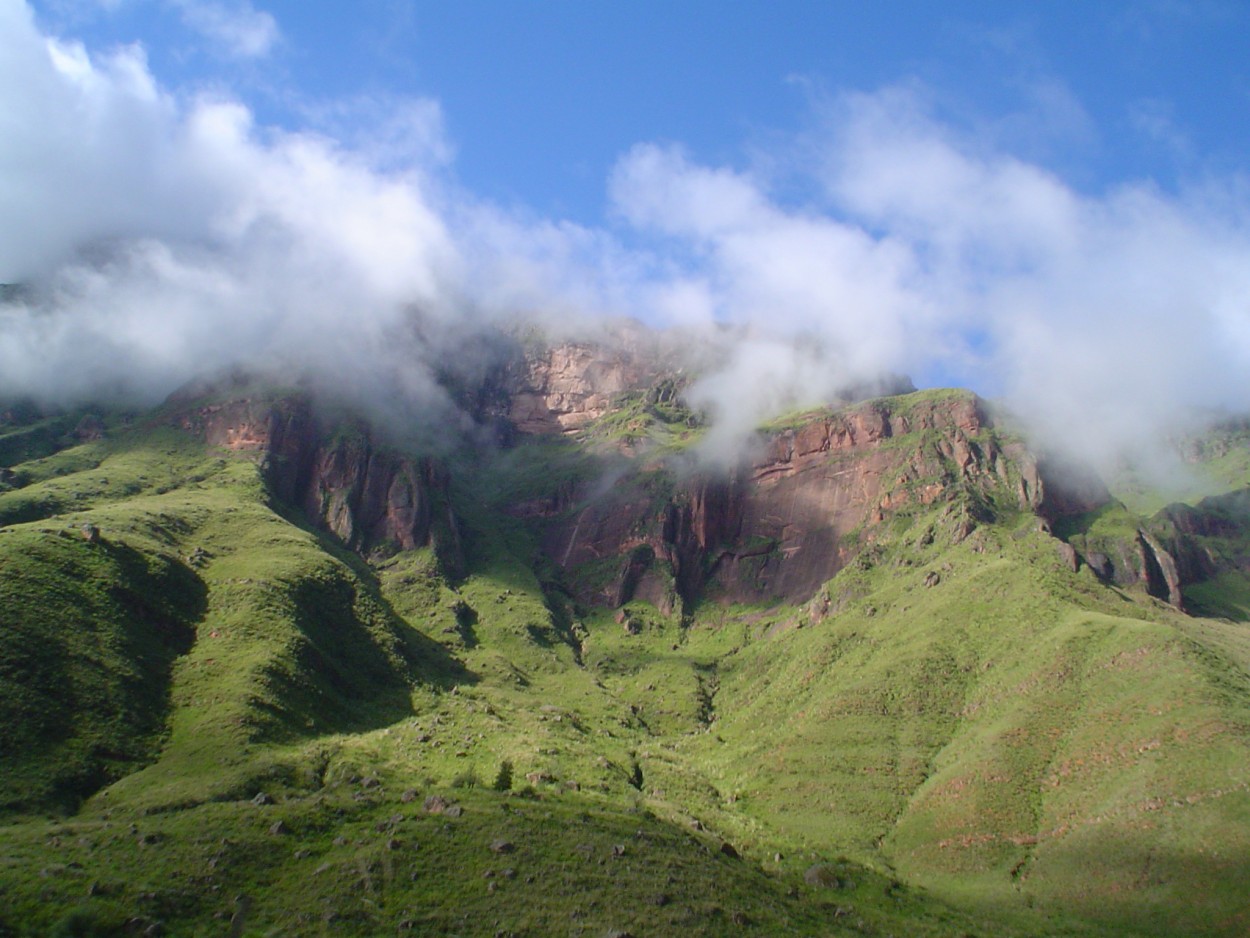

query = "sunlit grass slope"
(2, 393), (1249, 936)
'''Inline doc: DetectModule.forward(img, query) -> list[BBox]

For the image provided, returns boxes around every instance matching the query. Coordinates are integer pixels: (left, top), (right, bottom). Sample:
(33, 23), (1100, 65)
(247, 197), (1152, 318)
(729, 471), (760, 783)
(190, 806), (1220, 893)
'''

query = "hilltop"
(1, 331), (1249, 936)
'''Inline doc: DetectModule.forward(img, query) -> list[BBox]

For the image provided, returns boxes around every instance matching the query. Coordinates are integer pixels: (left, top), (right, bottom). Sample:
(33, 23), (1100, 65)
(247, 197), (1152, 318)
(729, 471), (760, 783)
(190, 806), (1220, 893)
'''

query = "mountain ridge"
(1, 333), (1249, 935)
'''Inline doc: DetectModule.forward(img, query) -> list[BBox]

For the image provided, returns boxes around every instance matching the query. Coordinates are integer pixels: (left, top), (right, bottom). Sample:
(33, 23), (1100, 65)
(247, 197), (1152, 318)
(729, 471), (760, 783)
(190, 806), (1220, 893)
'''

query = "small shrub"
(450, 767), (479, 789)
(492, 759), (513, 792)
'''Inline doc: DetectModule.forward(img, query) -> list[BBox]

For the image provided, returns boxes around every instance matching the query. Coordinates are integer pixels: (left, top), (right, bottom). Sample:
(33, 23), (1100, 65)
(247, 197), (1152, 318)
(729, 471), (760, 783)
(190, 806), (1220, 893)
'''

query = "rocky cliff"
(177, 393), (463, 570)
(503, 339), (663, 435)
(527, 390), (1110, 613)
(167, 337), (1247, 617)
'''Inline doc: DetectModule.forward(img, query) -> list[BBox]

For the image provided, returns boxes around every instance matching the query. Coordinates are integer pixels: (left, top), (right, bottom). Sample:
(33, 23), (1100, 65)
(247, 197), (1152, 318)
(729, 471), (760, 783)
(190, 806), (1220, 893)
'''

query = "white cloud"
(605, 85), (1250, 466)
(6, 1), (1250, 473)
(169, 0), (278, 58)
(0, 0), (462, 419)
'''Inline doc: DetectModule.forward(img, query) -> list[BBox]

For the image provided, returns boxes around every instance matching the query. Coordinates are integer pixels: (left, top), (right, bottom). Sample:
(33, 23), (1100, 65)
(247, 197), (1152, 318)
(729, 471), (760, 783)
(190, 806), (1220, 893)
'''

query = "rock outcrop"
(504, 341), (660, 435)
(538, 392), (1109, 612)
(178, 394), (463, 570)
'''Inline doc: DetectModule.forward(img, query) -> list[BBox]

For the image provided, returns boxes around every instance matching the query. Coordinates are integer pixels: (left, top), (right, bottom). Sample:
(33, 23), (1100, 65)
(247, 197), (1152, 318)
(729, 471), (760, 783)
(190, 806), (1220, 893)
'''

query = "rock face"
(1134, 489), (1250, 607)
(166, 336), (1244, 616)
(504, 341), (659, 435)
(539, 392), (1107, 611)
(179, 395), (462, 568)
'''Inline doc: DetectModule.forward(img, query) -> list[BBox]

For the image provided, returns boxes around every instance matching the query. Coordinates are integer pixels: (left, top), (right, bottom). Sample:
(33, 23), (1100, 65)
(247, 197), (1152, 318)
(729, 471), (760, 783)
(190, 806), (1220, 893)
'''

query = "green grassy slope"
(2, 392), (1249, 936)
(674, 517), (1250, 937)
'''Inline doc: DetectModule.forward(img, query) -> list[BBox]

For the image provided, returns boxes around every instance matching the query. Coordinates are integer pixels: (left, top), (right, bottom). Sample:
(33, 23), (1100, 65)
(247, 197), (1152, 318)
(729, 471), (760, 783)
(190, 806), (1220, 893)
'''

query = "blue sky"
(6, 0), (1250, 463)
(26, 1), (1250, 219)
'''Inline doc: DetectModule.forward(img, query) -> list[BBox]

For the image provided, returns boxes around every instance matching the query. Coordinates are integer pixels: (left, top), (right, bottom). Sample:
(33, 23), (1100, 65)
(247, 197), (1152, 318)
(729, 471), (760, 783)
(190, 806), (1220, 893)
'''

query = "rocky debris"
(423, 796), (451, 815)
(375, 814), (405, 832)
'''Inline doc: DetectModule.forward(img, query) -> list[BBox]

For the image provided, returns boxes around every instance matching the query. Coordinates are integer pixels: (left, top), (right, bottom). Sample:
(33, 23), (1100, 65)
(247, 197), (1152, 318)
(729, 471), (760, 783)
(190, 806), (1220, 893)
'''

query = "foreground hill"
(1, 338), (1249, 936)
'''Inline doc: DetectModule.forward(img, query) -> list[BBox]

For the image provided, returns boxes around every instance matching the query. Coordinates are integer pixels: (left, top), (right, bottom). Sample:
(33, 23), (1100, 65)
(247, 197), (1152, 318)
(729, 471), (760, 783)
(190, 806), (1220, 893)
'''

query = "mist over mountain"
(6, 6), (1250, 935)
(5, 0), (1250, 477)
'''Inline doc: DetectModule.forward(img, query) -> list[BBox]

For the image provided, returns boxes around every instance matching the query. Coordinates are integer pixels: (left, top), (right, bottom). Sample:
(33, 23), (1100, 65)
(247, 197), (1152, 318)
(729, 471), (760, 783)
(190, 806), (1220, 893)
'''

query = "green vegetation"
(2, 388), (1250, 936)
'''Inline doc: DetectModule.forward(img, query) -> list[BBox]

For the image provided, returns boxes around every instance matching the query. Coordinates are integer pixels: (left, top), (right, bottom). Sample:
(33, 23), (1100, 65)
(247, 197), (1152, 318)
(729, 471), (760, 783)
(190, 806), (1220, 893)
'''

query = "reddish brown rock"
(543, 393), (1110, 611)
(176, 393), (462, 566)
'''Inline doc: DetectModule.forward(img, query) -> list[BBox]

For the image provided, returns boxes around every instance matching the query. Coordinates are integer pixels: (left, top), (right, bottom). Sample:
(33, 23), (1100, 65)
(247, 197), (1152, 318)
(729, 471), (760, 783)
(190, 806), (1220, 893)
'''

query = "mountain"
(1, 332), (1249, 937)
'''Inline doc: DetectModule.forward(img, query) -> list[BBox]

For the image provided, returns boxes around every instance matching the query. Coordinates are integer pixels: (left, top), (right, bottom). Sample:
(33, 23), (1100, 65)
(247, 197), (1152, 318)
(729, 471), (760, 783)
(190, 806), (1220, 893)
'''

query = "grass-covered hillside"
(1, 384), (1248, 937)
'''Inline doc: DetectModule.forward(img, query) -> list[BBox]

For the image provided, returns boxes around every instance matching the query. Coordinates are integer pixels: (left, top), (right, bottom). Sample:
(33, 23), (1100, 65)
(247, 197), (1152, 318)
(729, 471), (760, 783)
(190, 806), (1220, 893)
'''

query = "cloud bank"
(4, 0), (1250, 471)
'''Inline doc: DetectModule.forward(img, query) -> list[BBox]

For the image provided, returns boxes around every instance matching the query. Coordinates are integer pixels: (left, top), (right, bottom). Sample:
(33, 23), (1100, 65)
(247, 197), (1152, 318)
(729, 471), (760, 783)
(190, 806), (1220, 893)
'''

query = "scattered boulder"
(268, 821), (289, 836)
(81, 523), (101, 544)
(250, 792), (273, 807)
(489, 839), (515, 854)
(923, 570), (941, 588)
(804, 863), (854, 890)
(400, 788), (419, 803)
(424, 796), (450, 815)
(1086, 552), (1113, 581)
(720, 842), (740, 859)
(1057, 541), (1080, 572)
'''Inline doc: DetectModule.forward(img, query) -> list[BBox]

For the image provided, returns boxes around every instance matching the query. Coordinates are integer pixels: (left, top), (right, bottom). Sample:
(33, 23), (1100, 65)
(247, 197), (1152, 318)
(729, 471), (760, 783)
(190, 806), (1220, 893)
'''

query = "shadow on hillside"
(951, 835), (1250, 938)
(0, 536), (207, 816)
